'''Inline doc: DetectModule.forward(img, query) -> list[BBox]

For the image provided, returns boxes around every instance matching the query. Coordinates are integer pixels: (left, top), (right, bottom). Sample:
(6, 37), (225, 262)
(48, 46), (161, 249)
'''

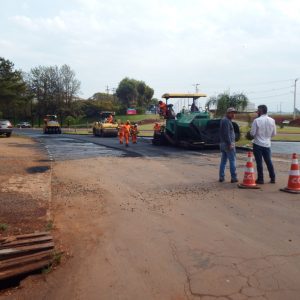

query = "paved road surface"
(4, 128), (300, 300)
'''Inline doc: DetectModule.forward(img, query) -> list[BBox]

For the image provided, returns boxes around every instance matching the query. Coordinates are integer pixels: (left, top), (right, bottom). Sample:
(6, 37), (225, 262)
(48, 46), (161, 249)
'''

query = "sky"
(1, 0), (300, 112)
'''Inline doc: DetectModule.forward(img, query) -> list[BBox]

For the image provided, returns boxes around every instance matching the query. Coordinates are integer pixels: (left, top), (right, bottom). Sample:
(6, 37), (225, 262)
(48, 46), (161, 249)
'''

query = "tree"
(26, 64), (81, 124)
(116, 77), (154, 110)
(206, 92), (249, 117)
(0, 57), (27, 121)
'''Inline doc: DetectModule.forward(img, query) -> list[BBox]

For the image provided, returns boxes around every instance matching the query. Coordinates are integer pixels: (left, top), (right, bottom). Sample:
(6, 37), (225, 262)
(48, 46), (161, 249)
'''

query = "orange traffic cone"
(238, 152), (260, 189)
(280, 153), (300, 194)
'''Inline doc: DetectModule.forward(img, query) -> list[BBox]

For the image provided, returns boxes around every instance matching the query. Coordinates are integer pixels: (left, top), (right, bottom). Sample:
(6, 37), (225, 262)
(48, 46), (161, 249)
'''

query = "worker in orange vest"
(123, 120), (131, 147)
(153, 122), (161, 133)
(131, 124), (139, 144)
(118, 122), (124, 144)
(158, 101), (167, 117)
(106, 114), (113, 123)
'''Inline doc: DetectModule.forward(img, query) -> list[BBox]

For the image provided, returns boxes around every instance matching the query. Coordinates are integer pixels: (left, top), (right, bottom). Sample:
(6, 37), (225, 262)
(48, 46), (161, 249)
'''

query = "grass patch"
(52, 250), (62, 265)
(277, 126), (300, 133)
(272, 135), (300, 142)
(116, 114), (160, 123)
(0, 223), (8, 231)
(41, 250), (63, 274)
(63, 130), (91, 135)
(45, 220), (54, 231)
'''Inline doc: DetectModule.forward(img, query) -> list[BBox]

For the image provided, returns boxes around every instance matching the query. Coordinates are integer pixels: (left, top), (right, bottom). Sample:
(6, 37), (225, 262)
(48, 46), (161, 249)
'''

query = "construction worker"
(123, 120), (131, 147)
(106, 114), (113, 123)
(158, 100), (167, 117)
(118, 122), (124, 144)
(131, 124), (139, 144)
(153, 122), (161, 133)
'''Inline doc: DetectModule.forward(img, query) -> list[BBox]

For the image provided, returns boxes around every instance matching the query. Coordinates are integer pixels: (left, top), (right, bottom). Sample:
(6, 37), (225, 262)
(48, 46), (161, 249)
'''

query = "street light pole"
(293, 78), (298, 120)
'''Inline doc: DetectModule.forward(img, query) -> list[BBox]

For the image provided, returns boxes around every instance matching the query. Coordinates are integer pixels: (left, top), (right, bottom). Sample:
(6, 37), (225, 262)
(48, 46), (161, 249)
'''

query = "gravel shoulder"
(0, 136), (51, 236)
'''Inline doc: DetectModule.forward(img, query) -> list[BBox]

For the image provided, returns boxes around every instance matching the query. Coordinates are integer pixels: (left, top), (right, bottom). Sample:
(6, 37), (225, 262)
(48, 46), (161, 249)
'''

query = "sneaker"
(231, 178), (238, 183)
(126, 144), (129, 147)
(219, 178), (225, 182)
(270, 179), (276, 184)
(255, 179), (264, 184)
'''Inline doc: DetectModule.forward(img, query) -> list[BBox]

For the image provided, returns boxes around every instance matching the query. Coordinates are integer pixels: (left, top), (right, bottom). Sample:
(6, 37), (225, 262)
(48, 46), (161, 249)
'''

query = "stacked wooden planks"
(0, 232), (54, 281)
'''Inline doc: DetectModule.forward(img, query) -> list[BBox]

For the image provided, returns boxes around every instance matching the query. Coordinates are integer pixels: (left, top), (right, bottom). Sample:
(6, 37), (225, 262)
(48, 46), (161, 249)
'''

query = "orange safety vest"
(131, 126), (138, 135)
(124, 124), (131, 134)
(154, 123), (161, 131)
(106, 116), (113, 123)
(118, 125), (124, 135)
(159, 103), (167, 113)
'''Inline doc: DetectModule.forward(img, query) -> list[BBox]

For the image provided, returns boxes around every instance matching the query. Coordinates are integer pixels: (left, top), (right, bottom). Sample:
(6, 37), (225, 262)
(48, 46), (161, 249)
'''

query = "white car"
(0, 120), (13, 137)
(17, 121), (31, 128)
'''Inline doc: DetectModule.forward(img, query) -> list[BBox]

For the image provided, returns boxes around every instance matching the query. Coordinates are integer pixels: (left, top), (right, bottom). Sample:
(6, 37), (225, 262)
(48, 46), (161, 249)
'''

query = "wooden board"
(0, 250), (53, 270)
(0, 232), (55, 282)
(0, 236), (52, 249)
(0, 242), (54, 259)
(0, 259), (52, 280)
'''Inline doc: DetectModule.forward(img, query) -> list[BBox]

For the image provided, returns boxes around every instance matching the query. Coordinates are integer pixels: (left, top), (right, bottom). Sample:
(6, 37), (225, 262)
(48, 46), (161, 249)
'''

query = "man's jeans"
(253, 143), (275, 182)
(219, 143), (237, 180)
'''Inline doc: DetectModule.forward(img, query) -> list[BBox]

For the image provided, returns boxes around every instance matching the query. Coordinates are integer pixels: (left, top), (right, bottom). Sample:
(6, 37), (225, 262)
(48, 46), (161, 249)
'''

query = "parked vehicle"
(0, 120), (13, 137)
(16, 121), (31, 128)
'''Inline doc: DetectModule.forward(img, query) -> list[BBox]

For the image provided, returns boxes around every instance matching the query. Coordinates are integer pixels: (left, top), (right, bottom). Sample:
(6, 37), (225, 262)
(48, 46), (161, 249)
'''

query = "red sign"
(127, 109), (137, 115)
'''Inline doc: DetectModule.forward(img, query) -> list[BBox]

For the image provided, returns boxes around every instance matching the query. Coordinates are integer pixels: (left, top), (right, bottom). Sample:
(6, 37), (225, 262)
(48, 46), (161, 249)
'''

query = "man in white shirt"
(250, 105), (276, 184)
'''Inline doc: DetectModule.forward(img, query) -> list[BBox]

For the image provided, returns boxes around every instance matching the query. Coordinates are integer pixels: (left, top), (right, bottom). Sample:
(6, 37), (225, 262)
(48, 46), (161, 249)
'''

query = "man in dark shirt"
(219, 107), (238, 183)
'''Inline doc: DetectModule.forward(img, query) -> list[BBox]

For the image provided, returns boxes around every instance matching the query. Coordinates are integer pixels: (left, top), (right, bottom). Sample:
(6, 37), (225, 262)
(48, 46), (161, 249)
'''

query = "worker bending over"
(123, 120), (131, 147)
(131, 124), (139, 144)
(118, 122), (124, 144)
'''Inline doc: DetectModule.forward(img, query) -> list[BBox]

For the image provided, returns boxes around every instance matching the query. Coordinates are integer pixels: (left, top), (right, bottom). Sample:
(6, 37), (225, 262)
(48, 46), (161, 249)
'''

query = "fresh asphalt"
(13, 128), (218, 161)
(13, 128), (300, 161)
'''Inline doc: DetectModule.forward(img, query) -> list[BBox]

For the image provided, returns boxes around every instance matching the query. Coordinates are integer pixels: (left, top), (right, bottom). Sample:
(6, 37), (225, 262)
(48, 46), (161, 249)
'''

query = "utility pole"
(193, 83), (200, 94)
(293, 78), (298, 120)
(105, 85), (110, 94)
(280, 102), (282, 114)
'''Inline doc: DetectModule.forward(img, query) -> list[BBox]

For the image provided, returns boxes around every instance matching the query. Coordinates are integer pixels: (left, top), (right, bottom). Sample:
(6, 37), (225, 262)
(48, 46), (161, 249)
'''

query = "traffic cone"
(280, 153), (300, 194)
(238, 152), (260, 189)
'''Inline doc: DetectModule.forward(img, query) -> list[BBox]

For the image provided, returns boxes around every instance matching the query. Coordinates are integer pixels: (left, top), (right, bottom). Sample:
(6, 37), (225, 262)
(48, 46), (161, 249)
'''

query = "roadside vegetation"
(1, 56), (299, 144)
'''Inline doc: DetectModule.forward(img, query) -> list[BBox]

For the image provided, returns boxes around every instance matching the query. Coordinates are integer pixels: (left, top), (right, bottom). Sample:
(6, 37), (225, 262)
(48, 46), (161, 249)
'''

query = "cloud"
(1, 0), (300, 110)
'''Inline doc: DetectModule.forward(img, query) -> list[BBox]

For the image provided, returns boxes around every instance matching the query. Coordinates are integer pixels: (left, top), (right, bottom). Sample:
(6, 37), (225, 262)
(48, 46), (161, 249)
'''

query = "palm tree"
(206, 92), (249, 117)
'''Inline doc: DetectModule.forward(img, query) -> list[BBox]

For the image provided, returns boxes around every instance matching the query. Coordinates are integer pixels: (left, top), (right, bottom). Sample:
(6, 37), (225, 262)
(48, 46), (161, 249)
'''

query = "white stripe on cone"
(289, 170), (300, 176)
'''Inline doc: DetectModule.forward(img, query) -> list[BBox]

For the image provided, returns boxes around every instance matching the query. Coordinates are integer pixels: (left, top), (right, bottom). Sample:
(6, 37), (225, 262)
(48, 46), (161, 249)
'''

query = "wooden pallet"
(0, 232), (54, 281)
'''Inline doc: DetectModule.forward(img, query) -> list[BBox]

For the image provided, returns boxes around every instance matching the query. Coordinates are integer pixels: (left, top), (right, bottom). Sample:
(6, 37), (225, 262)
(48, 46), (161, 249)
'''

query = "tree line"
(0, 56), (251, 125)
(0, 57), (156, 125)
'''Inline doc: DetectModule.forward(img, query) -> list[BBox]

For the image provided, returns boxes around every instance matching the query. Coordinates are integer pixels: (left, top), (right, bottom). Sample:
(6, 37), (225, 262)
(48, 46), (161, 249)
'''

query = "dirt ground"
(1, 136), (300, 300)
(0, 136), (51, 236)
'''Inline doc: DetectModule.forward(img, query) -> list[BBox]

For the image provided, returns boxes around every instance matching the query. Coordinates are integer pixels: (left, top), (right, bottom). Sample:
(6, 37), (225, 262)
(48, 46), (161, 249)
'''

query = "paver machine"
(92, 111), (119, 137)
(152, 93), (240, 148)
(43, 115), (62, 134)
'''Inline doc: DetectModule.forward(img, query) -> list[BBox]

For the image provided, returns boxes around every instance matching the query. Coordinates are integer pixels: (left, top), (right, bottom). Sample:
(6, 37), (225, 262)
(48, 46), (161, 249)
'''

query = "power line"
(202, 77), (299, 91)
(250, 92), (293, 100)
(246, 85), (293, 94)
(238, 78), (295, 87)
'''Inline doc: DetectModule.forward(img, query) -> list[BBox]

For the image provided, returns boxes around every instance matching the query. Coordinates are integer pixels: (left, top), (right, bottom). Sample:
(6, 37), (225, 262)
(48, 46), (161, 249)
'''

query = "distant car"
(16, 121), (31, 128)
(0, 120), (13, 137)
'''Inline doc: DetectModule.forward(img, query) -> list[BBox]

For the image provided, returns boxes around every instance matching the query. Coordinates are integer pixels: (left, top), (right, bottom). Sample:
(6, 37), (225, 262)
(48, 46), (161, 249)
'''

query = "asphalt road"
(5, 128), (300, 300)
(13, 128), (221, 160)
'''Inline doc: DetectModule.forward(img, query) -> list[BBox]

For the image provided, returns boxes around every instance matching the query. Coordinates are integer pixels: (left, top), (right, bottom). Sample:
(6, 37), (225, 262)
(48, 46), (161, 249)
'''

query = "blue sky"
(1, 0), (300, 112)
